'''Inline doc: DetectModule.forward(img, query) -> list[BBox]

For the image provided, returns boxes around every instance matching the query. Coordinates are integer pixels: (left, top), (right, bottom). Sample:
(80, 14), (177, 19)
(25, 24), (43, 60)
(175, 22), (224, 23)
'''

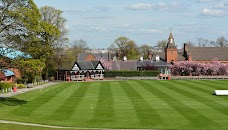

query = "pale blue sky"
(34, 0), (228, 48)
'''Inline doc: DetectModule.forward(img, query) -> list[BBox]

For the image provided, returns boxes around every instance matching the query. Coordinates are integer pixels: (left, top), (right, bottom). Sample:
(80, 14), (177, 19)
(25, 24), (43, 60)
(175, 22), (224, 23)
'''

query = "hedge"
(0, 82), (13, 90)
(14, 84), (26, 89)
(104, 70), (160, 77)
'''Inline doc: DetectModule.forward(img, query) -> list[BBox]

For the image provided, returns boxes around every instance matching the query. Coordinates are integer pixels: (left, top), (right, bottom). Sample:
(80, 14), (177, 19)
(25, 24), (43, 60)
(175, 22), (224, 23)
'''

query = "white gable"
(72, 64), (79, 70)
(96, 63), (103, 70)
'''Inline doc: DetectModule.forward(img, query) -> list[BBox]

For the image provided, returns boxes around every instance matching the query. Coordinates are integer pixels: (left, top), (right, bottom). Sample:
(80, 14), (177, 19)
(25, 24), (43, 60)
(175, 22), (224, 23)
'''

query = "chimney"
(188, 54), (192, 61)
(123, 56), (127, 61)
(140, 56), (143, 62)
(183, 43), (189, 60)
(148, 50), (152, 60)
(155, 55), (160, 61)
(184, 43), (188, 52)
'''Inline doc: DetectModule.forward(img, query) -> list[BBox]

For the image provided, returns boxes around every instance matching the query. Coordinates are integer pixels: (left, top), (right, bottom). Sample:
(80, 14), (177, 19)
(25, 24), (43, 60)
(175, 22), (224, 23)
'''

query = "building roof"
(188, 47), (228, 61)
(153, 52), (185, 61)
(1, 69), (14, 77)
(111, 60), (137, 71)
(78, 53), (114, 61)
(168, 32), (174, 40)
(137, 60), (170, 67)
(177, 53), (186, 61)
(153, 52), (165, 61)
(72, 61), (104, 70)
(77, 61), (95, 70)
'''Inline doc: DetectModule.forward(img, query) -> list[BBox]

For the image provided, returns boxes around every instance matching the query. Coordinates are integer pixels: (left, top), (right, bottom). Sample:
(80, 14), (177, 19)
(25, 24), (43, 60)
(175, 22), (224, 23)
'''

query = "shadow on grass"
(0, 97), (27, 106)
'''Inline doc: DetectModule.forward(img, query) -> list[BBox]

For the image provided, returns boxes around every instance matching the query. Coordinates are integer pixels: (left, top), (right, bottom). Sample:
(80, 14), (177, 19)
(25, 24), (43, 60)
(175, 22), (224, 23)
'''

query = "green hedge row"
(0, 82), (13, 90)
(0, 83), (26, 90)
(15, 84), (26, 89)
(104, 70), (160, 77)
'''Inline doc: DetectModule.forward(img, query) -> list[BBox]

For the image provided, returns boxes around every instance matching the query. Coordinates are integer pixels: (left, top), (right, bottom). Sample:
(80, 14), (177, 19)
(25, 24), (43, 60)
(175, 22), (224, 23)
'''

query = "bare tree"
(213, 37), (228, 47)
(185, 41), (195, 47)
(197, 38), (212, 47)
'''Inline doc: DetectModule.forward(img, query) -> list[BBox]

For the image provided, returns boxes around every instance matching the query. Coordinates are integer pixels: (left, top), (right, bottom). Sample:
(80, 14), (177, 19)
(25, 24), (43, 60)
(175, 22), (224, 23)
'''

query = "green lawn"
(0, 80), (228, 129)
(0, 124), (69, 130)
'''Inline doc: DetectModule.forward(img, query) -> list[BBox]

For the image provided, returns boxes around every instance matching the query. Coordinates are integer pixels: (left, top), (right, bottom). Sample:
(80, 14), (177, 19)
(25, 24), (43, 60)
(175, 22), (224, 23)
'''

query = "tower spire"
(166, 29), (175, 48)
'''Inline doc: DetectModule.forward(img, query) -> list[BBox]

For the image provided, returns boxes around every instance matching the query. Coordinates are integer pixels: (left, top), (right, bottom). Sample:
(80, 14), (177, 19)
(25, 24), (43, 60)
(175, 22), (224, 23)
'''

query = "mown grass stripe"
(136, 80), (217, 128)
(30, 83), (81, 120)
(13, 83), (68, 116)
(48, 82), (91, 121)
(190, 80), (228, 90)
(176, 80), (228, 101)
(210, 80), (228, 86)
(173, 80), (213, 96)
(110, 81), (139, 128)
(88, 82), (115, 126)
(120, 81), (163, 127)
(167, 82), (228, 110)
(158, 81), (228, 119)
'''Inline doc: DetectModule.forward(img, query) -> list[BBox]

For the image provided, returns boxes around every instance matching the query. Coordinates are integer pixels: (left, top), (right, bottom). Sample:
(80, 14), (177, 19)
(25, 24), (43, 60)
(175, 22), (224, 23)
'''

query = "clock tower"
(165, 32), (177, 63)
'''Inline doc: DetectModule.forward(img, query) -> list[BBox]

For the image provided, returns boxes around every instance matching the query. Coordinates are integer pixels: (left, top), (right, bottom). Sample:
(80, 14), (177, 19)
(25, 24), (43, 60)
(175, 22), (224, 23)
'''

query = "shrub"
(104, 70), (159, 77)
(0, 82), (13, 90)
(16, 78), (26, 84)
(14, 84), (26, 89)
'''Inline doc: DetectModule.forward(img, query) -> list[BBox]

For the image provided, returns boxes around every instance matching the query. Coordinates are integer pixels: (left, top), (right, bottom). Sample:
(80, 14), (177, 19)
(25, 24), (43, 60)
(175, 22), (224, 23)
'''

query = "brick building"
(68, 32), (228, 79)
(153, 32), (228, 64)
(183, 44), (228, 63)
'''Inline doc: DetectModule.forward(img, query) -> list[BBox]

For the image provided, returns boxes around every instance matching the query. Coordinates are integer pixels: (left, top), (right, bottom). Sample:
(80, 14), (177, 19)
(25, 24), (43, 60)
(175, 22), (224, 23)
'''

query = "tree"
(0, 0), (40, 56)
(125, 40), (139, 59)
(38, 6), (69, 79)
(213, 37), (228, 47)
(58, 39), (89, 69)
(13, 58), (45, 83)
(95, 57), (112, 70)
(155, 40), (167, 51)
(185, 41), (195, 47)
(170, 60), (228, 76)
(39, 6), (68, 49)
(0, 0), (65, 80)
(138, 44), (153, 59)
(110, 36), (139, 60)
(197, 38), (213, 47)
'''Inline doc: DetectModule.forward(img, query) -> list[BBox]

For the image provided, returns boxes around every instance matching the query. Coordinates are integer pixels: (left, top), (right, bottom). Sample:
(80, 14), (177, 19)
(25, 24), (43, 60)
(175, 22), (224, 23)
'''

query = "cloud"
(126, 2), (180, 10)
(201, 8), (228, 16)
(143, 29), (163, 33)
(64, 9), (89, 13)
(94, 5), (112, 12)
(198, 0), (213, 2)
(127, 3), (154, 10)
(84, 15), (113, 20)
(215, 3), (228, 9)
(89, 26), (106, 32)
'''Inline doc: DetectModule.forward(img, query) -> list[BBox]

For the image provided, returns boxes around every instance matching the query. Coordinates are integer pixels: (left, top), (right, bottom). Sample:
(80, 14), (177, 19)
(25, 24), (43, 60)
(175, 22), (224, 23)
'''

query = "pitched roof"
(1, 69), (14, 77)
(77, 61), (95, 70)
(177, 53), (186, 61)
(153, 52), (165, 61)
(168, 32), (174, 40)
(73, 61), (104, 70)
(137, 60), (170, 67)
(111, 60), (137, 71)
(188, 47), (228, 61)
(78, 53), (114, 61)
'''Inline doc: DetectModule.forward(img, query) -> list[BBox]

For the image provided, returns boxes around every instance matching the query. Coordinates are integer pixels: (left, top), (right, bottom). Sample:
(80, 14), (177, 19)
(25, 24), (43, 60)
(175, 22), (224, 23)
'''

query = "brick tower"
(165, 32), (177, 63)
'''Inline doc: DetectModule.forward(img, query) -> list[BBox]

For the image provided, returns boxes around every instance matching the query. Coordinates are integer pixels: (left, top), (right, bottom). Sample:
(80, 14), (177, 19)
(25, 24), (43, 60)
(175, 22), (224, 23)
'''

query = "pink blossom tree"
(170, 60), (228, 76)
(95, 57), (112, 70)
